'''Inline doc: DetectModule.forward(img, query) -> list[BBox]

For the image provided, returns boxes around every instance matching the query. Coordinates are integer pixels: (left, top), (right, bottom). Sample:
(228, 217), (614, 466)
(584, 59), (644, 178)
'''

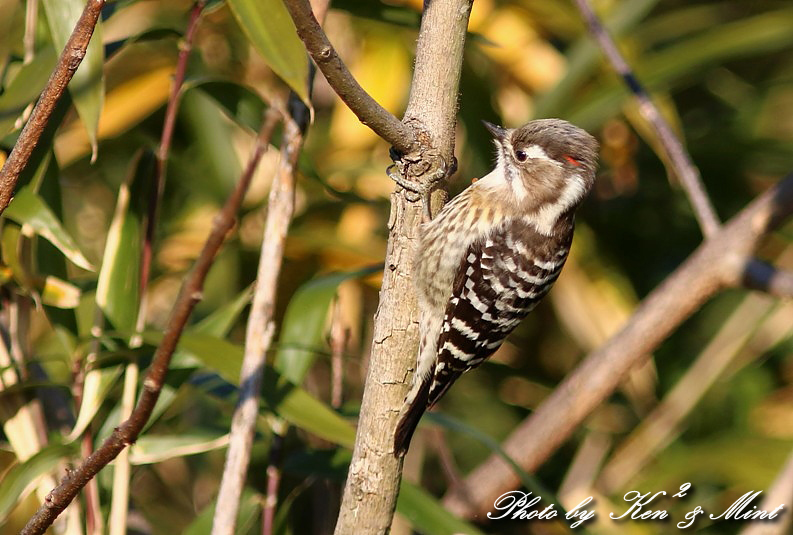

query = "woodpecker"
(393, 119), (599, 457)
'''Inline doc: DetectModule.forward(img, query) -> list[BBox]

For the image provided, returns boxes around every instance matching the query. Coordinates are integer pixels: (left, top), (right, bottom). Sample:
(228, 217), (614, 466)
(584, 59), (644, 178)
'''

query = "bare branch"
(282, 0), (416, 154)
(597, 294), (785, 495)
(333, 1), (474, 533)
(743, 258), (793, 298)
(211, 104), (301, 535)
(444, 174), (793, 518)
(19, 108), (282, 535)
(262, 427), (286, 535)
(329, 298), (348, 409)
(142, 0), (207, 291)
(0, 0), (105, 215)
(573, 0), (721, 238)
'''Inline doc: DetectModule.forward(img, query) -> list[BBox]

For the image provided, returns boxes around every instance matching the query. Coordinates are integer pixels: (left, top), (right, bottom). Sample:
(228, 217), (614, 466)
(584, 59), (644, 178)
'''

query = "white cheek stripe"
(529, 174), (587, 235)
(523, 144), (554, 163)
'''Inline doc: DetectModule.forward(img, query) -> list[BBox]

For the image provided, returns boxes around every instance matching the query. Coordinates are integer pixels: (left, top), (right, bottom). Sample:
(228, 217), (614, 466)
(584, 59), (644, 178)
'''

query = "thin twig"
(210, 105), (297, 535)
(329, 298), (348, 409)
(573, 0), (721, 238)
(214, 1), (332, 528)
(262, 425), (286, 535)
(443, 174), (793, 518)
(143, 0), (207, 291)
(19, 106), (281, 535)
(428, 428), (466, 495)
(81, 431), (104, 535)
(743, 259), (793, 298)
(0, 0), (105, 215)
(281, 0), (416, 154)
(107, 6), (207, 532)
(23, 0), (37, 64)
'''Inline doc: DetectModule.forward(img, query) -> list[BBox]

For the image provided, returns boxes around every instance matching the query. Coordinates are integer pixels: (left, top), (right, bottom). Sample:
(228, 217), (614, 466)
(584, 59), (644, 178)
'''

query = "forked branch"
(282, 0), (417, 154)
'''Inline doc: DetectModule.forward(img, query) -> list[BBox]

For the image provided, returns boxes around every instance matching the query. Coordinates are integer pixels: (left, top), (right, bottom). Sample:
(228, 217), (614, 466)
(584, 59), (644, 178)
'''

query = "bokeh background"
(1, 0), (792, 533)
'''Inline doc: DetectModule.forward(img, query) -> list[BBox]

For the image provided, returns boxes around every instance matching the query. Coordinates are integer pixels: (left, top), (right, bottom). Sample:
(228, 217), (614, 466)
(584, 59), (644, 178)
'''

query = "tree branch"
(573, 0), (721, 238)
(333, 1), (473, 533)
(596, 293), (785, 495)
(211, 103), (300, 535)
(0, 0), (105, 215)
(443, 173), (793, 518)
(19, 108), (282, 535)
(282, 0), (416, 154)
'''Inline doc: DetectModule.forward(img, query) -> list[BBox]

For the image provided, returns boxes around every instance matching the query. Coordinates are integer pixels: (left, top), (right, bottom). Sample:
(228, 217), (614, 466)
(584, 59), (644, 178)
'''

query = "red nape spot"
(563, 155), (581, 166)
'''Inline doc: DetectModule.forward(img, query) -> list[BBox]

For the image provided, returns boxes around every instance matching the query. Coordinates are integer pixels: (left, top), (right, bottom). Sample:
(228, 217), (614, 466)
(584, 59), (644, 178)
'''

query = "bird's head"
(483, 119), (599, 223)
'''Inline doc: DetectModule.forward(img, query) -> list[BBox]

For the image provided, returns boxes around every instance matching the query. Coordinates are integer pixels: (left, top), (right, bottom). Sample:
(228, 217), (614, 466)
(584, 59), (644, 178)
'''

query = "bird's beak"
(482, 121), (507, 141)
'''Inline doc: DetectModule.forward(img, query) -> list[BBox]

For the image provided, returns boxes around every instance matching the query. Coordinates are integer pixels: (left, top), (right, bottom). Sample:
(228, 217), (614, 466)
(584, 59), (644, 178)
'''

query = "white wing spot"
(451, 317), (480, 340)
(533, 258), (560, 271)
(515, 270), (547, 285)
(466, 290), (490, 313)
(442, 341), (473, 361)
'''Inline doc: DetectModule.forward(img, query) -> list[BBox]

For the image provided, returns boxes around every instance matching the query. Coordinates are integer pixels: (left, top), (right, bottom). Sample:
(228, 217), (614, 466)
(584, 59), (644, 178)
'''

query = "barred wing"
(427, 219), (572, 406)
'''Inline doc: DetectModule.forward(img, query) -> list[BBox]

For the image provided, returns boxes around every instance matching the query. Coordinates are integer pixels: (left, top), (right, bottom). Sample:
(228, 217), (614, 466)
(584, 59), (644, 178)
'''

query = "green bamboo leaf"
(129, 432), (229, 465)
(193, 284), (254, 337)
(261, 371), (356, 447)
(67, 364), (123, 441)
(141, 330), (356, 447)
(126, 274), (245, 434)
(3, 186), (94, 271)
(227, 0), (309, 102)
(275, 267), (380, 384)
(95, 153), (151, 332)
(41, 275), (81, 309)
(397, 482), (487, 535)
(184, 488), (261, 535)
(41, 0), (105, 158)
(181, 90), (243, 197)
(163, 331), (243, 381)
(0, 442), (78, 523)
(282, 448), (352, 479)
(1, 224), (29, 286)
(0, 48), (58, 136)
(188, 79), (268, 133)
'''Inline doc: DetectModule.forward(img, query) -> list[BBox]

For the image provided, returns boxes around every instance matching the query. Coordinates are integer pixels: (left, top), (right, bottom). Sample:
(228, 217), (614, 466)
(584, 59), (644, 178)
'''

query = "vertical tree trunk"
(334, 1), (473, 533)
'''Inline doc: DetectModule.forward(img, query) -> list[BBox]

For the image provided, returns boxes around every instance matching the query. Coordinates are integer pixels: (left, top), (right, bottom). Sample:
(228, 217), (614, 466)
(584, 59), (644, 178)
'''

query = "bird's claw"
(387, 155), (456, 222)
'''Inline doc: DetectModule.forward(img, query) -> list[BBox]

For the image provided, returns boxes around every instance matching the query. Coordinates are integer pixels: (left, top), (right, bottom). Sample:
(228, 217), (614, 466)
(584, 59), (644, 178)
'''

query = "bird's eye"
(515, 149), (527, 162)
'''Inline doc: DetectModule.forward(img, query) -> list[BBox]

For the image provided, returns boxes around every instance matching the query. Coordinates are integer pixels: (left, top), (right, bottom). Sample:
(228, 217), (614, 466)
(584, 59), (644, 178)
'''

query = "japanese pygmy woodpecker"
(394, 118), (599, 457)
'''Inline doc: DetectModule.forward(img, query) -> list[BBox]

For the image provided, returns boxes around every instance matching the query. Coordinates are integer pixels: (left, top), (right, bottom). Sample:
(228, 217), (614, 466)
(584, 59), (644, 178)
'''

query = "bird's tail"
(393, 374), (432, 457)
